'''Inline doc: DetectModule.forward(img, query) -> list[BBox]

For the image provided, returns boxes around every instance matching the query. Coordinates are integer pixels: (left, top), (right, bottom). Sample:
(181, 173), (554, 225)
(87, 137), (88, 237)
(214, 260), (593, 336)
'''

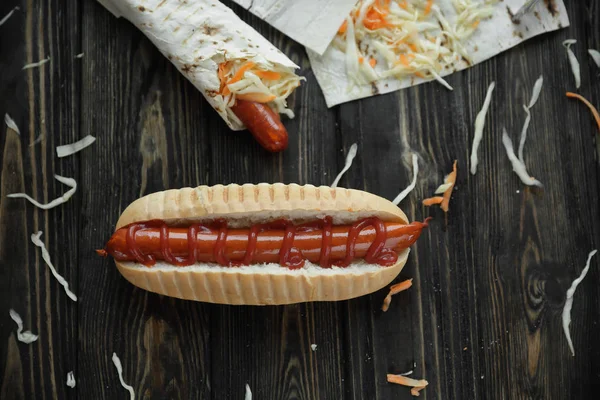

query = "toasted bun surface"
(113, 183), (411, 305)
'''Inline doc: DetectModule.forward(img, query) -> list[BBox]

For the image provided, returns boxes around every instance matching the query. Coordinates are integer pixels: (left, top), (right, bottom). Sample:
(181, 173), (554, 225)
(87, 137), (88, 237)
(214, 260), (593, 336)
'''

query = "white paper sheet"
(308, 0), (569, 107)
(231, 0), (357, 55)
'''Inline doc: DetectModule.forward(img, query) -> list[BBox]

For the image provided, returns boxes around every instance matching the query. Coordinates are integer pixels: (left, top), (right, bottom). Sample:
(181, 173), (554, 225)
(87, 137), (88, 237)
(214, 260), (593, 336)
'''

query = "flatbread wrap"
(97, 0), (304, 151)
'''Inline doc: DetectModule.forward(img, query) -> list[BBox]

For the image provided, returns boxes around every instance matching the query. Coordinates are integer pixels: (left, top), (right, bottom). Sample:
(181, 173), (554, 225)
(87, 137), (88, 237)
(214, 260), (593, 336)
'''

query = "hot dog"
(99, 184), (427, 305)
(102, 218), (426, 267)
(231, 100), (288, 152)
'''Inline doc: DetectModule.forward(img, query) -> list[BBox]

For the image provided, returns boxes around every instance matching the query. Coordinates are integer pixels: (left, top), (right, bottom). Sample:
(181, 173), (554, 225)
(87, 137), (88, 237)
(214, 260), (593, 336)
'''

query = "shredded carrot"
(472, 19), (480, 29)
(440, 160), (457, 212)
(399, 54), (410, 66)
(369, 58), (377, 67)
(381, 279), (413, 312)
(387, 374), (429, 388)
(364, 19), (390, 30)
(390, 279), (413, 295)
(227, 61), (255, 85)
(338, 20), (347, 34)
(253, 70), (281, 80)
(363, 1), (391, 30)
(424, 0), (434, 15)
(408, 42), (418, 52)
(566, 92), (600, 134)
(399, 1), (408, 9)
(222, 61), (255, 96)
(422, 196), (443, 206)
(414, 71), (425, 78)
(235, 93), (277, 103)
(411, 386), (427, 397)
(359, 56), (364, 64)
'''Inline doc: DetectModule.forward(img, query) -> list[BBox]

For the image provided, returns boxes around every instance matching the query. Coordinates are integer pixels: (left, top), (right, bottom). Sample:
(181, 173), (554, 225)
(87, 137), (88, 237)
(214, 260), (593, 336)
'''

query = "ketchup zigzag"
(124, 217), (400, 269)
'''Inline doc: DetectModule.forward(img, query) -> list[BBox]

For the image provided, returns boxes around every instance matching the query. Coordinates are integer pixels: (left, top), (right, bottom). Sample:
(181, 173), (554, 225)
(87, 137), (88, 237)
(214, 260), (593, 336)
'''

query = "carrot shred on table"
(387, 374), (429, 392)
(566, 92), (600, 134)
(411, 386), (427, 397)
(472, 19), (480, 29)
(369, 58), (377, 67)
(338, 20), (348, 34)
(440, 160), (457, 212)
(381, 279), (413, 312)
(424, 0), (434, 15)
(414, 71), (425, 78)
(422, 196), (443, 206)
(254, 70), (281, 80)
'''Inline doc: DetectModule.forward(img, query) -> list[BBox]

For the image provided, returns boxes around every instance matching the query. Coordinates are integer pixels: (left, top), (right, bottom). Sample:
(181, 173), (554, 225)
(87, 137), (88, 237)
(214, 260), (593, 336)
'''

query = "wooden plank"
(338, 92), (424, 400)
(0, 0), (81, 399)
(1, 0), (599, 399)
(77, 2), (212, 398)
(407, 11), (600, 400)
(208, 4), (344, 399)
(337, 2), (600, 399)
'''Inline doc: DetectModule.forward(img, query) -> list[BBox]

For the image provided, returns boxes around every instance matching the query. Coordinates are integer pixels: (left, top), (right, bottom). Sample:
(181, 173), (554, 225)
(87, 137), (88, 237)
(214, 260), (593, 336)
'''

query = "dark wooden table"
(1, 0), (599, 399)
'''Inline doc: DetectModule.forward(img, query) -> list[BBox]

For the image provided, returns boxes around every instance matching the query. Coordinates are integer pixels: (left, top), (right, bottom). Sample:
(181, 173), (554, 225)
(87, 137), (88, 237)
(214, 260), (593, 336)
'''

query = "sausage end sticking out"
(231, 100), (288, 152)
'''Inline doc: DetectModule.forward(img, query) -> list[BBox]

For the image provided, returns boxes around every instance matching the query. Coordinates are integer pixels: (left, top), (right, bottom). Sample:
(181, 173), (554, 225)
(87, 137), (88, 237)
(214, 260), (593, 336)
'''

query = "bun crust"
(112, 184), (411, 305)
(116, 183), (408, 228)
(115, 250), (408, 305)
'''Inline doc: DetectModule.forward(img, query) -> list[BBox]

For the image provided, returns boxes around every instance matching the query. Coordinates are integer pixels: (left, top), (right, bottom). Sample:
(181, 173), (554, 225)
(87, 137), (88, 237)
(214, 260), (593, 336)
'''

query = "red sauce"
(121, 217), (428, 269)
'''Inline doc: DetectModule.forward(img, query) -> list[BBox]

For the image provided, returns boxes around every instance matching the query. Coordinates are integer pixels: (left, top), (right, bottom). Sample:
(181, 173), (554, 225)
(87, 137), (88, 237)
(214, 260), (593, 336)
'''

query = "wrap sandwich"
(98, 0), (304, 151)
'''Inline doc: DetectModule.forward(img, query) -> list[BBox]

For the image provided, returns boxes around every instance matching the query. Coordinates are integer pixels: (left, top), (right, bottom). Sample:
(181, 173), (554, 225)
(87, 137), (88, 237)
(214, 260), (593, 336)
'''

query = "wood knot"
(524, 261), (569, 330)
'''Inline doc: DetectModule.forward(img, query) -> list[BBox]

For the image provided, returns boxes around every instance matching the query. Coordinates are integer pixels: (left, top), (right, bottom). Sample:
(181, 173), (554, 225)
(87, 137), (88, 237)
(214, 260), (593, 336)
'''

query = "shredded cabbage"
(435, 182), (453, 194)
(112, 353), (135, 400)
(337, 0), (496, 90)
(562, 250), (597, 357)
(56, 135), (96, 158)
(7, 175), (77, 210)
(0, 6), (19, 27)
(589, 49), (600, 68)
(563, 40), (581, 89)
(518, 75), (543, 163)
(219, 58), (303, 122)
(9, 309), (38, 344)
(31, 231), (78, 301)
(470, 81), (495, 175)
(331, 143), (358, 188)
(66, 371), (76, 388)
(392, 153), (419, 204)
(5, 113), (20, 135)
(22, 57), (50, 70)
(501, 128), (542, 187)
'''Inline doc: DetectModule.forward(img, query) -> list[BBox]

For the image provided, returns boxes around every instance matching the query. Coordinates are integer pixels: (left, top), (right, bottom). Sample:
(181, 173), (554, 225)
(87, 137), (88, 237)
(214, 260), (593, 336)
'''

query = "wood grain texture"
(207, 5), (344, 399)
(77, 1), (212, 399)
(1, 0), (599, 399)
(1, 0), (81, 399)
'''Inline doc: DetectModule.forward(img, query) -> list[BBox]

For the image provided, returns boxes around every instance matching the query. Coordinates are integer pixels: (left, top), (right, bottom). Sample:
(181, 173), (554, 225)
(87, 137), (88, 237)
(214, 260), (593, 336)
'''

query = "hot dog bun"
(113, 183), (411, 305)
